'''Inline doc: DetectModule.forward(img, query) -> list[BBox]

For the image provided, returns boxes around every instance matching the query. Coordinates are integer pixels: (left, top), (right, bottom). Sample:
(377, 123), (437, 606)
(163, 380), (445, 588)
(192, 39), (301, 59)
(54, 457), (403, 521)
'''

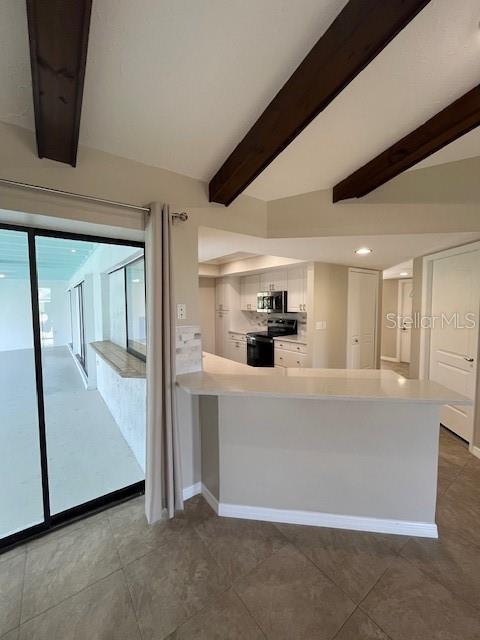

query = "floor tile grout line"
(192, 514), (291, 588)
(16, 547), (27, 635)
(231, 583), (269, 640)
(120, 516), (235, 638)
(356, 564), (391, 618)
(119, 563), (145, 640)
(276, 523), (409, 608)
(17, 567), (122, 628)
(398, 542), (480, 614)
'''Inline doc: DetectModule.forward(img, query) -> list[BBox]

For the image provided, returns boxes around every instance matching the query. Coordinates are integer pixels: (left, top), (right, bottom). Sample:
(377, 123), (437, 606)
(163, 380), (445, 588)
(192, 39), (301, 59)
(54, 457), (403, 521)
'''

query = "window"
(106, 256), (146, 361)
(126, 258), (146, 360)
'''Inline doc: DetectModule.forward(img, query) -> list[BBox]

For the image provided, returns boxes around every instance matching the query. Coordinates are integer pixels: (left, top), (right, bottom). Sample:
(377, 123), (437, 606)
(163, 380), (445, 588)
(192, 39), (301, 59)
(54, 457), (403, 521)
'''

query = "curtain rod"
(0, 177), (151, 213)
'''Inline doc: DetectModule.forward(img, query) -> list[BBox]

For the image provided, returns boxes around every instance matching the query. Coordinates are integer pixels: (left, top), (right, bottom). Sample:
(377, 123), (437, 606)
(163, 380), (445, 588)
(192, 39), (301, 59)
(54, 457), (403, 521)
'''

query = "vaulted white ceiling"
(0, 0), (478, 202)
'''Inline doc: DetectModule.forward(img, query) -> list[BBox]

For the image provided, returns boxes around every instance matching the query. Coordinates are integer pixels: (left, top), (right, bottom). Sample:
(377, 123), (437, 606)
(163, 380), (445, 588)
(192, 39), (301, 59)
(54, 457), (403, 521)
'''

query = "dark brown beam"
(333, 85), (480, 202)
(26, 0), (92, 166)
(209, 0), (431, 206)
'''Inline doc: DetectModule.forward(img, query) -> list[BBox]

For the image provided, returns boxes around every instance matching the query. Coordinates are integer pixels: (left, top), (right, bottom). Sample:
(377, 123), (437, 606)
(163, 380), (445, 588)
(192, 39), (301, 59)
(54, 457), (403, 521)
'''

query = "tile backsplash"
(176, 325), (202, 374)
(238, 311), (307, 337)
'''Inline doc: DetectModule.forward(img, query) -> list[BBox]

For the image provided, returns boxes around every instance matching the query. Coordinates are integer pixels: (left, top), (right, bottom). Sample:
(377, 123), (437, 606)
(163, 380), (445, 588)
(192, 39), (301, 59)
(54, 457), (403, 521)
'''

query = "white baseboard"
(381, 356), (400, 363)
(187, 482), (437, 538)
(471, 445), (480, 461)
(201, 483), (219, 513)
(182, 482), (202, 501)
(216, 502), (438, 538)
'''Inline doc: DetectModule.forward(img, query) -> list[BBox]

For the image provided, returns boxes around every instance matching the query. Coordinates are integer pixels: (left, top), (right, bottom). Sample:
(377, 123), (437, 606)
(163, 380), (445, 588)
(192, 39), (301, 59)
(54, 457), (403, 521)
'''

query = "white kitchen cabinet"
(225, 339), (247, 364)
(216, 277), (240, 312)
(287, 267), (307, 312)
(275, 345), (308, 368)
(241, 275), (260, 311)
(260, 269), (287, 292)
(215, 309), (229, 357)
(215, 280), (230, 311)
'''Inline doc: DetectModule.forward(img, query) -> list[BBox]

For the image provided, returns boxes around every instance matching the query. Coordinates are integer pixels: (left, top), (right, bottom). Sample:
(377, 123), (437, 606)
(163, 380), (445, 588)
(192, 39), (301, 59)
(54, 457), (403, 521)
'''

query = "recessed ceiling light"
(400, 271), (409, 276)
(71, 249), (77, 253)
(0, 274), (5, 278)
(354, 247), (372, 255)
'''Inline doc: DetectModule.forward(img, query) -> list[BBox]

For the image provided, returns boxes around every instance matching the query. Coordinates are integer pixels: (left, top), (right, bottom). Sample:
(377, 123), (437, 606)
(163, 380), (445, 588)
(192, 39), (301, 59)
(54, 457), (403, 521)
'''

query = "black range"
(246, 318), (297, 367)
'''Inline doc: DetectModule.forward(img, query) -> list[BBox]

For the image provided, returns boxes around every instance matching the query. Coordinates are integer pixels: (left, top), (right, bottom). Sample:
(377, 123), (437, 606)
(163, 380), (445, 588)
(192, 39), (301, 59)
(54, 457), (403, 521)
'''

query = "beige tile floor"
(1, 427), (480, 640)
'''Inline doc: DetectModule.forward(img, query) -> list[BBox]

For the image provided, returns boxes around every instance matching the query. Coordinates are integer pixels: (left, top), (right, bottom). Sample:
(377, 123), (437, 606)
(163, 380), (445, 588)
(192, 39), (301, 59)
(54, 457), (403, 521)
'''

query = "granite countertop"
(176, 353), (471, 405)
(91, 341), (146, 378)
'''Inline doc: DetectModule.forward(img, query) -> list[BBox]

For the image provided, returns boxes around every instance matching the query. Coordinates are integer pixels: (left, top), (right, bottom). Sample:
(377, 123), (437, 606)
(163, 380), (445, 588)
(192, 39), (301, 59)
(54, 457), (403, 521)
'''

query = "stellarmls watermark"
(386, 312), (477, 330)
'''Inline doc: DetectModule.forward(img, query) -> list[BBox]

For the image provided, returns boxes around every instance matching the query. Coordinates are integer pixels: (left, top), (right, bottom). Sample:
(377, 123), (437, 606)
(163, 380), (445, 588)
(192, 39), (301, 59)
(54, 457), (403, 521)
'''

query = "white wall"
(0, 279), (70, 351)
(39, 281), (72, 347)
(96, 356), (146, 471)
(306, 263), (349, 368)
(0, 280), (34, 351)
(381, 279), (399, 359)
(199, 277), (216, 353)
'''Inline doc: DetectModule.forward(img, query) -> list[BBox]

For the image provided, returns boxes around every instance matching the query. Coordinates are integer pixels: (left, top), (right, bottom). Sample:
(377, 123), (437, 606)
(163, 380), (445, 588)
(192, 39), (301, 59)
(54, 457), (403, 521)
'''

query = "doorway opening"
(0, 224), (146, 550)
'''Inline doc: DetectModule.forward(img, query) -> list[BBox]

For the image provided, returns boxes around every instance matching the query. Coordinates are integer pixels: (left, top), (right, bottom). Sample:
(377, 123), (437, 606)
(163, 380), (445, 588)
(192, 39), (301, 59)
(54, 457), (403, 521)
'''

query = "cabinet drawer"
(275, 348), (307, 368)
(229, 333), (246, 342)
(274, 340), (307, 354)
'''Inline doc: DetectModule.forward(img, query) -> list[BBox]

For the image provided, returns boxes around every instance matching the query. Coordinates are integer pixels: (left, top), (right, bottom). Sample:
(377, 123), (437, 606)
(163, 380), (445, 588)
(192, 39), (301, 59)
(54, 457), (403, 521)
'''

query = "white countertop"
(273, 335), (307, 344)
(176, 352), (471, 404)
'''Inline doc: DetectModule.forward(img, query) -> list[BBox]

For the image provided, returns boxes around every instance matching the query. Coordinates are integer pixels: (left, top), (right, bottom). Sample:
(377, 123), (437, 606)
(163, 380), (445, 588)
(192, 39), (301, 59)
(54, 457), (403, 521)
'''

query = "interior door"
(429, 249), (480, 442)
(347, 269), (378, 369)
(399, 280), (413, 363)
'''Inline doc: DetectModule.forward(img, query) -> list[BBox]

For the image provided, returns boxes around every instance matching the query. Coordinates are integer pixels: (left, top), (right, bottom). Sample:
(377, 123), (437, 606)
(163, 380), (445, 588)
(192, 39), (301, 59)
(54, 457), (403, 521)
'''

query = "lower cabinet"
(275, 344), (308, 368)
(225, 339), (247, 364)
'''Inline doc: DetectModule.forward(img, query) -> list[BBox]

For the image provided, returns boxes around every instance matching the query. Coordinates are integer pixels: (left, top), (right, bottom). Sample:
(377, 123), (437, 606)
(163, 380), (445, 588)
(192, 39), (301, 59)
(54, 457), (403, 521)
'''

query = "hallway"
(381, 359), (410, 378)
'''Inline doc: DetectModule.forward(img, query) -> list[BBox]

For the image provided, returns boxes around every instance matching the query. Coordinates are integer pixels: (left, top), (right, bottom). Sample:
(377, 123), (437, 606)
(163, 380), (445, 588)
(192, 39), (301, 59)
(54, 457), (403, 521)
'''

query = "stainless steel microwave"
(256, 291), (288, 313)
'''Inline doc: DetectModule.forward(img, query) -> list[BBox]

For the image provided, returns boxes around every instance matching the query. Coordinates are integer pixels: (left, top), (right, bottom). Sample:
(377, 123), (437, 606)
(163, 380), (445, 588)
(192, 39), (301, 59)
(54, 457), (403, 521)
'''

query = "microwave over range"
(256, 290), (288, 313)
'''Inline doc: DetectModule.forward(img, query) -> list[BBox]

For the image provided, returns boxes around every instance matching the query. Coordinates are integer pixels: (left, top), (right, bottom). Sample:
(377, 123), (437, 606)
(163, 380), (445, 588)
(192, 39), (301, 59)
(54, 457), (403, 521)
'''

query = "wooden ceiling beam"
(208, 0), (431, 206)
(333, 85), (480, 202)
(26, 0), (92, 166)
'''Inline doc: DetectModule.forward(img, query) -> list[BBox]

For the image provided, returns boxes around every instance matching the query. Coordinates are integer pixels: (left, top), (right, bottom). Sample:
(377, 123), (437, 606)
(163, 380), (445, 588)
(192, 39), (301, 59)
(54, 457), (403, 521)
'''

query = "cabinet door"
(275, 347), (307, 368)
(271, 269), (287, 291)
(215, 309), (230, 356)
(241, 275), (260, 310)
(215, 280), (224, 310)
(260, 270), (287, 292)
(233, 341), (247, 364)
(287, 267), (306, 312)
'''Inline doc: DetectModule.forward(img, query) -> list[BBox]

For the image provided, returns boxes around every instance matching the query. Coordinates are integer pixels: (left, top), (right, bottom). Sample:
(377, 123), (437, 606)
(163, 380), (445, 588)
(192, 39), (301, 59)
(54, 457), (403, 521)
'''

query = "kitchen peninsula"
(177, 353), (470, 538)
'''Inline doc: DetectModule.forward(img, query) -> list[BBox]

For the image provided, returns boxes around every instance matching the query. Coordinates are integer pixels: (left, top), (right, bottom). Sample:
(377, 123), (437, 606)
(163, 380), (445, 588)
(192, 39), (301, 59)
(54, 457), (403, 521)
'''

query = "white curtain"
(144, 203), (184, 523)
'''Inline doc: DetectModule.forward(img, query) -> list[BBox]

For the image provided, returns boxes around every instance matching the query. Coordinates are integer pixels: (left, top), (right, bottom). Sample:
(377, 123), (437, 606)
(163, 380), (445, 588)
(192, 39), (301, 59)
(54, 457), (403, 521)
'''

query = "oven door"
(247, 336), (274, 367)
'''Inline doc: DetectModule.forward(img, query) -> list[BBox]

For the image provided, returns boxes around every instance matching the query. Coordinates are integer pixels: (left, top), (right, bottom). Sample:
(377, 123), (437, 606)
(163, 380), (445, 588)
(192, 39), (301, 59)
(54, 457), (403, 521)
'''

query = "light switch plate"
(177, 303), (187, 320)
(315, 320), (327, 330)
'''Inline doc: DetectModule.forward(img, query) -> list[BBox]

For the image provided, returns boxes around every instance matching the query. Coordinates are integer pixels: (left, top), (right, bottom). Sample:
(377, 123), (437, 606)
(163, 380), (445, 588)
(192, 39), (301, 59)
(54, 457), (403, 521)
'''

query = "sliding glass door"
(0, 228), (46, 541)
(0, 224), (146, 550)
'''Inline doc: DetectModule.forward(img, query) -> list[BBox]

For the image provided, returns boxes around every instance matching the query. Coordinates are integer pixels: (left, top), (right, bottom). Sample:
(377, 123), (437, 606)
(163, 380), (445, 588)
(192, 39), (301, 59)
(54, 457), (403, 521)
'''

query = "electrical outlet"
(177, 303), (187, 320)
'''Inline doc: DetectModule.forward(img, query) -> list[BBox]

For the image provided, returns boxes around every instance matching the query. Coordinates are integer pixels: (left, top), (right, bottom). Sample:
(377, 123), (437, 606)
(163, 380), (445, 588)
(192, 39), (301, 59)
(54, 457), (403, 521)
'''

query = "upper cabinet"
(287, 267), (307, 312)
(240, 275), (260, 311)
(238, 266), (308, 314)
(216, 277), (240, 311)
(260, 269), (287, 292)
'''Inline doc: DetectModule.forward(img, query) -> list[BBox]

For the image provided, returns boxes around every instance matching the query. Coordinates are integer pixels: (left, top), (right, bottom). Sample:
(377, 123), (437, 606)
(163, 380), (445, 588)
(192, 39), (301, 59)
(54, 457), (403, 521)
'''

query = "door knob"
(464, 356), (475, 362)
